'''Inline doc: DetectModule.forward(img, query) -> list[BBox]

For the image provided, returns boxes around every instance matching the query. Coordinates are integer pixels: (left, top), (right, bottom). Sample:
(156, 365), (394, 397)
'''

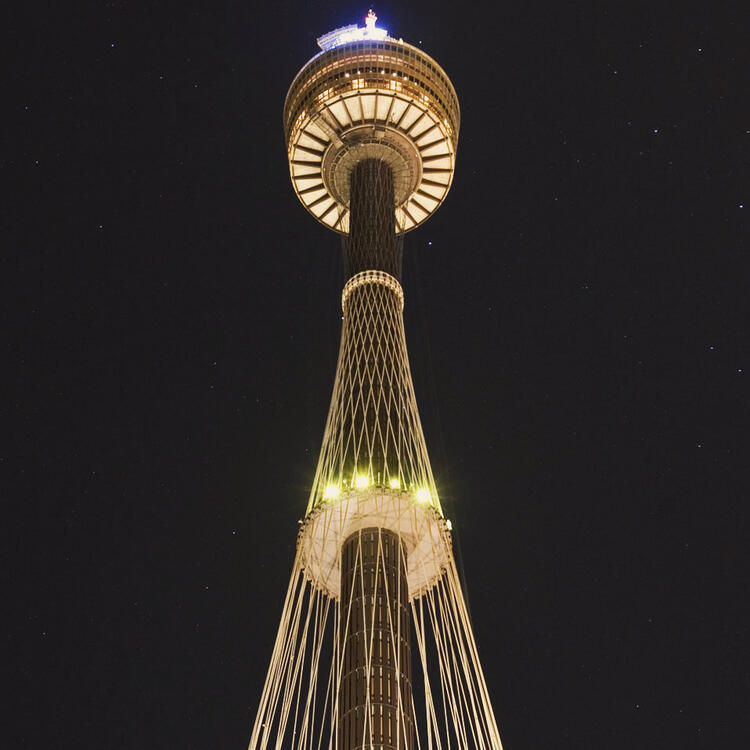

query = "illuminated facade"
(284, 10), (458, 235)
(249, 13), (503, 750)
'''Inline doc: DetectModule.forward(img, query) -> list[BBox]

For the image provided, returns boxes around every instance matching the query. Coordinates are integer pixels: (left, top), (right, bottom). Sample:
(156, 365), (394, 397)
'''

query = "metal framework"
(249, 523), (502, 750)
(249, 14), (504, 750)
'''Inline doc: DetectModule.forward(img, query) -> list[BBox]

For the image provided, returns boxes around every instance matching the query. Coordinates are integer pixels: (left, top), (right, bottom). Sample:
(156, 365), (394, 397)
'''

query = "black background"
(6, 2), (748, 748)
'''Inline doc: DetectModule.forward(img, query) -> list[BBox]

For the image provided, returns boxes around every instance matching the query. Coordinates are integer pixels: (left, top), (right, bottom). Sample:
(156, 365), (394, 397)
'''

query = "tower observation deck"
(283, 11), (459, 235)
(249, 13), (503, 750)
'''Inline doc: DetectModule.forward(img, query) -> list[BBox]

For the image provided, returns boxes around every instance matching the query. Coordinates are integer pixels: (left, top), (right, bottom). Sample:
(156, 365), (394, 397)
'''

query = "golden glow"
(415, 488), (431, 504)
(389, 478), (401, 490)
(316, 11), (387, 50)
(322, 484), (340, 500)
(354, 474), (370, 489)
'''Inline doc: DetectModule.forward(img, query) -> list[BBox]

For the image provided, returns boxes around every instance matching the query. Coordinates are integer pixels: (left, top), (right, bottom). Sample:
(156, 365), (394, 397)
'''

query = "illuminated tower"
(249, 13), (503, 750)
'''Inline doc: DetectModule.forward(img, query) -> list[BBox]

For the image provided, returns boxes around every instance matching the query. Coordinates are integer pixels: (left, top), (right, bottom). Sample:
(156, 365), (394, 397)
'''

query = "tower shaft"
(250, 19), (506, 750)
(344, 159), (402, 279)
(339, 528), (413, 750)
(338, 160), (413, 750)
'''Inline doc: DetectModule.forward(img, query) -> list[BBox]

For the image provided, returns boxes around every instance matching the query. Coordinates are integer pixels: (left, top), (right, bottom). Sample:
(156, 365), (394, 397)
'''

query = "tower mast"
(249, 13), (504, 750)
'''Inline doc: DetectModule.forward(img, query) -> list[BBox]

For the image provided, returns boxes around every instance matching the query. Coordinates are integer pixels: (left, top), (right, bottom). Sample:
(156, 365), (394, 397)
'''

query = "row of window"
(302, 40), (451, 89)
(292, 60), (454, 106)
(289, 71), (456, 138)
(337, 40), (446, 78)
(292, 76), (453, 124)
(286, 46), (457, 132)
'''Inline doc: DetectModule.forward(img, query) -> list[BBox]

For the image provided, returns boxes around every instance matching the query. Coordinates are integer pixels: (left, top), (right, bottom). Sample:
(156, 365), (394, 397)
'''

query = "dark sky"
(6, 2), (748, 748)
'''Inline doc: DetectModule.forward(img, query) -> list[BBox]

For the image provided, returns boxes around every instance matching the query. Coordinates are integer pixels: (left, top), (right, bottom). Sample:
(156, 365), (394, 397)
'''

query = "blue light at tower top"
(316, 9), (389, 50)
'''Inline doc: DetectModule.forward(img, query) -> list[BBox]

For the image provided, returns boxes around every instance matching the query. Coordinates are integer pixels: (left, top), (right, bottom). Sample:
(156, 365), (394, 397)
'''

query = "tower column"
(339, 527), (413, 750)
(344, 159), (402, 279)
(252, 17), (505, 750)
(339, 157), (413, 750)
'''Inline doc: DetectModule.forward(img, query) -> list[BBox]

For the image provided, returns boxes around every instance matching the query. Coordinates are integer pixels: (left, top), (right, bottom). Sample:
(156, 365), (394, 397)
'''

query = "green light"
(323, 484), (340, 499)
(389, 478), (401, 489)
(415, 488), (431, 504)
(354, 474), (370, 489)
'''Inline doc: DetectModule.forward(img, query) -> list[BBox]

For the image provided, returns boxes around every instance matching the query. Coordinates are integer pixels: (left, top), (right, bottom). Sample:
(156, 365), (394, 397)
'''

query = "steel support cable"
(376, 530), (409, 750)
(434, 575), (485, 750)
(249, 564), (297, 738)
(444, 559), (503, 749)
(444, 572), (494, 750)
(336, 533), (362, 745)
(425, 586), (457, 750)
(425, 586), (463, 750)
(278, 584), (318, 750)
(250, 561), (304, 750)
(360, 530), (380, 750)
(298, 592), (331, 750)
(250, 528), (500, 750)
(290, 587), (317, 750)
(414, 589), (442, 746)
(410, 593), (440, 750)
(432, 580), (475, 750)
(290, 587), (321, 750)
(311, 597), (330, 750)
(330, 599), (341, 750)
(313, 605), (336, 750)
(264, 569), (305, 750)
(448, 571), (493, 750)
(435, 575), (480, 749)
(445, 560), (501, 746)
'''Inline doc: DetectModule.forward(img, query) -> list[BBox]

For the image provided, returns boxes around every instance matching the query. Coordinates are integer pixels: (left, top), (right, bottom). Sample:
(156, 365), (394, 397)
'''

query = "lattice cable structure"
(248, 13), (504, 750)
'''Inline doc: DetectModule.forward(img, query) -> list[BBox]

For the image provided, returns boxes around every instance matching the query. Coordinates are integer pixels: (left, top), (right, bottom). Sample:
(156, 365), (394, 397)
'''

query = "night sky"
(6, 2), (748, 748)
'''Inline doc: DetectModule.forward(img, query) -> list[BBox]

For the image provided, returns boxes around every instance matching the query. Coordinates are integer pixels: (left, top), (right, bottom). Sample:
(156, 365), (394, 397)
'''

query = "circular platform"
(297, 489), (452, 601)
(284, 38), (460, 234)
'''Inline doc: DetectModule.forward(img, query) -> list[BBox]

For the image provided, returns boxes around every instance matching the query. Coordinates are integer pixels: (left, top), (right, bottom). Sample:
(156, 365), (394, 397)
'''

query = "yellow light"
(323, 484), (340, 500)
(354, 474), (370, 489)
(415, 488), (431, 504)
(389, 478), (401, 490)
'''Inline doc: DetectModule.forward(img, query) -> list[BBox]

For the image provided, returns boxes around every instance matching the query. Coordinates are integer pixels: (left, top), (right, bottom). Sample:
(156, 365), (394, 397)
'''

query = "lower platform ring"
(297, 490), (452, 601)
